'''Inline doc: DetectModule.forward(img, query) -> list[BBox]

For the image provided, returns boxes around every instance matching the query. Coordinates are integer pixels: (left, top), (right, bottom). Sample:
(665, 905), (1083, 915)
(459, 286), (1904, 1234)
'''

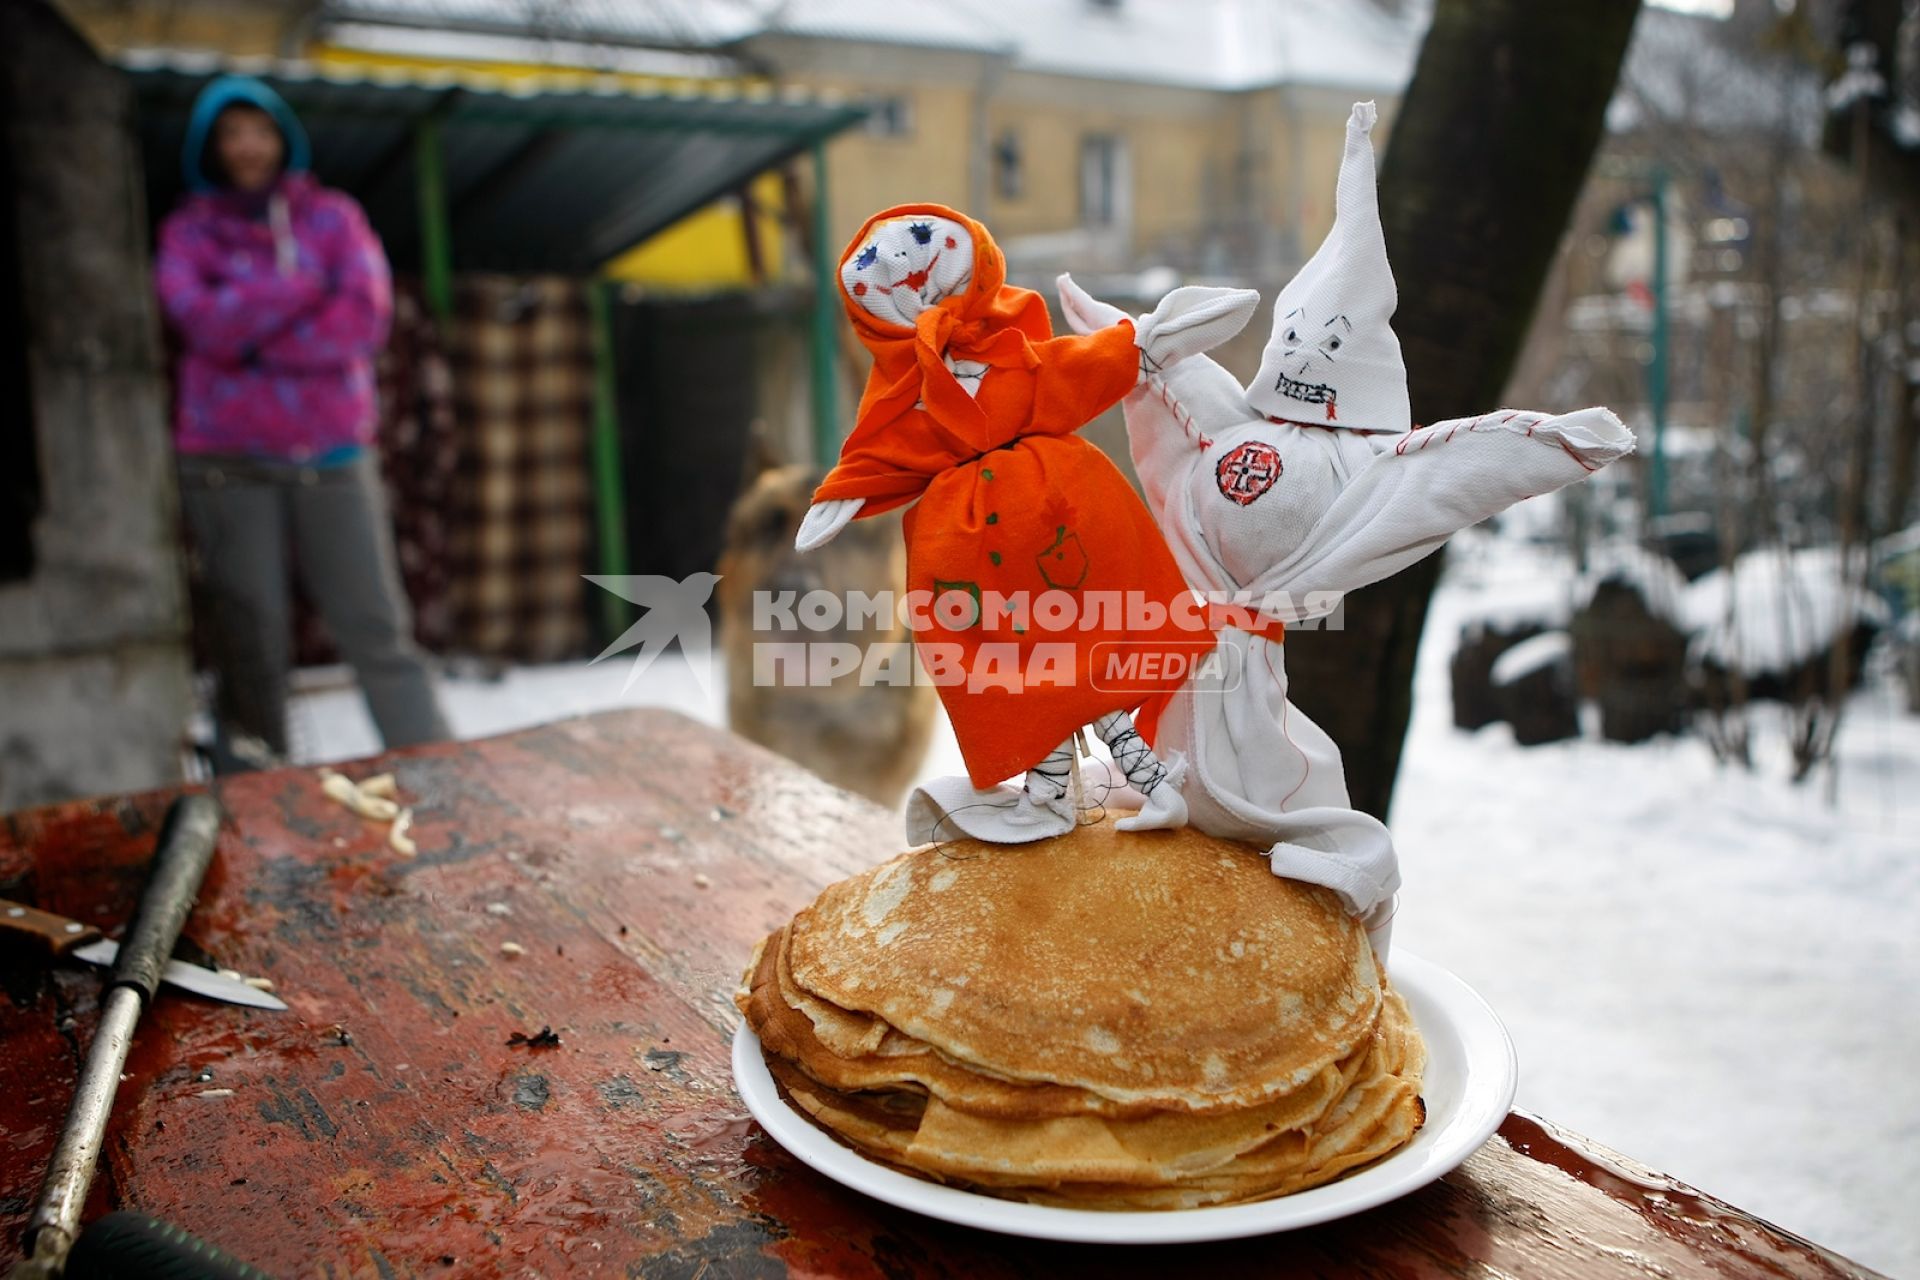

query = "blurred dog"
(717, 461), (936, 807)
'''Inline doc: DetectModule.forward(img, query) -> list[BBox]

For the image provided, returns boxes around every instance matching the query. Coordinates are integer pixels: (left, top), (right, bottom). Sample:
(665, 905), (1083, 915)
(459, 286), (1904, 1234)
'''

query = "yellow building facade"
(751, 31), (1403, 286)
(56, 0), (1409, 293)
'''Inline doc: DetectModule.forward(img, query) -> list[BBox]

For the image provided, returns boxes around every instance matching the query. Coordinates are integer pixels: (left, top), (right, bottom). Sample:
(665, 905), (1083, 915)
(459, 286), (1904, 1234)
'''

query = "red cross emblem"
(1215, 441), (1283, 506)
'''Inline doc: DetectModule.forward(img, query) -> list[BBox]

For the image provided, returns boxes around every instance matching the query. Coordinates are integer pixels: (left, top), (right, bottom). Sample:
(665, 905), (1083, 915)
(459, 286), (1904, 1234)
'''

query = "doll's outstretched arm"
(1056, 275), (1255, 520)
(1055, 275), (1259, 377)
(1256, 407), (1635, 610)
(1055, 273), (1128, 336)
(1132, 284), (1260, 375)
(795, 498), (865, 552)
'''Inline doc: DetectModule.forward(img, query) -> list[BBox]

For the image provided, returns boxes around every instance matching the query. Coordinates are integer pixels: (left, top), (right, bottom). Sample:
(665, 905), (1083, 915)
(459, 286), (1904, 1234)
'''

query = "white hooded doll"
(1057, 101), (1635, 922)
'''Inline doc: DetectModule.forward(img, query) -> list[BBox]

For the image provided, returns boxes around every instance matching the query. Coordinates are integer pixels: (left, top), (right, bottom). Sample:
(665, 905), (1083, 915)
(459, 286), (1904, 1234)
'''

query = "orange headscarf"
(814, 204), (1140, 516)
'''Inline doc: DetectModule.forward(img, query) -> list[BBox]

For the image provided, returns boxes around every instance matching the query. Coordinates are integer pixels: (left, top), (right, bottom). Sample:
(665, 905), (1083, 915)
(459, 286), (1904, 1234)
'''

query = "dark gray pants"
(179, 454), (449, 763)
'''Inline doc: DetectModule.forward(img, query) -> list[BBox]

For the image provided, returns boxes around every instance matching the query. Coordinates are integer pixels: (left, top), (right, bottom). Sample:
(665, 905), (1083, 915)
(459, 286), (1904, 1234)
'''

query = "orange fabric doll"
(796, 203), (1257, 843)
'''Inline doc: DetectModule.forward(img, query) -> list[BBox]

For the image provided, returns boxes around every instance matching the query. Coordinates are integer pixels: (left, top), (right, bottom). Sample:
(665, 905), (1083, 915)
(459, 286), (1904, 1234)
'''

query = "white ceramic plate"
(731, 950), (1517, 1243)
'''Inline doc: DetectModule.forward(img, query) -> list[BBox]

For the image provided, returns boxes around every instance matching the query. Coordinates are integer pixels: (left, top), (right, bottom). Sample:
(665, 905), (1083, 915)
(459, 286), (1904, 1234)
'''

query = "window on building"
(994, 129), (1023, 200)
(1079, 133), (1128, 228)
(862, 94), (914, 138)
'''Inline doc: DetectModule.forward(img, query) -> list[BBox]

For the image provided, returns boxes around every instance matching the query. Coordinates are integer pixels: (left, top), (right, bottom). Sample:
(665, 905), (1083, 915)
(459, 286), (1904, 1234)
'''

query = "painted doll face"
(840, 214), (975, 327)
(1270, 305), (1352, 385)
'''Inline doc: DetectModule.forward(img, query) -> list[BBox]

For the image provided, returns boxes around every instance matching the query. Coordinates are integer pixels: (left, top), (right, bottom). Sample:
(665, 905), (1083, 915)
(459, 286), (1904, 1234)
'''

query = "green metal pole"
(415, 117), (453, 328)
(586, 278), (632, 640)
(809, 138), (839, 467)
(1647, 167), (1670, 527)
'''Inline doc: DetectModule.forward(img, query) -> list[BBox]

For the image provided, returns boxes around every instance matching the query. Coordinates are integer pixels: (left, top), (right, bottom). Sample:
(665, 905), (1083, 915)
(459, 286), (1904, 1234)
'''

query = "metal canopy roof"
(120, 52), (867, 275)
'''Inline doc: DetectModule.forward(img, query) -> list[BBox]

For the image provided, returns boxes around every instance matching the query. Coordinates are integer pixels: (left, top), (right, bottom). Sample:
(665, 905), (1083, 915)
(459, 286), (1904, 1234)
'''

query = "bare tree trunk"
(1747, 136), (1788, 550)
(1809, 103), (1883, 791)
(1282, 0), (1643, 819)
(1825, 0), (1920, 532)
(1890, 216), (1920, 531)
(1705, 133), (1795, 771)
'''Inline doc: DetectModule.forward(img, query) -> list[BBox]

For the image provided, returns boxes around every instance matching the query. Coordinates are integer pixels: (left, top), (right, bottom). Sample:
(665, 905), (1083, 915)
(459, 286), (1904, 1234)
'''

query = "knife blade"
(69, 938), (288, 1011)
(2, 899), (287, 1011)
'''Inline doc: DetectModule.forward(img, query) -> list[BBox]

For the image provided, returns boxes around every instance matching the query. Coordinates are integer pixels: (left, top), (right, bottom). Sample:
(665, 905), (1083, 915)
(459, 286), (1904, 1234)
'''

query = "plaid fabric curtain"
(444, 275), (594, 662)
(378, 285), (460, 652)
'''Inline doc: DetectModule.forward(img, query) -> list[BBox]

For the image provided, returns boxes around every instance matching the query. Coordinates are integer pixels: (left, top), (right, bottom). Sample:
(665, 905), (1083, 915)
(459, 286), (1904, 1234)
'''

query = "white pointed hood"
(1245, 102), (1411, 434)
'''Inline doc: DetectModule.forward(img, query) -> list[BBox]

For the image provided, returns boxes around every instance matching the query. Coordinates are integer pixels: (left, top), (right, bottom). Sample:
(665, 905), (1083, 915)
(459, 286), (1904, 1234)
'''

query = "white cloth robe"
(1125, 354), (1635, 914)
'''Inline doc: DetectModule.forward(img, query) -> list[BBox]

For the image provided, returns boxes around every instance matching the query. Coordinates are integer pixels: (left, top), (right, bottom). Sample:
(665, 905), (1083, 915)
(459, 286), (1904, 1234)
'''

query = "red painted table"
(0, 710), (1886, 1278)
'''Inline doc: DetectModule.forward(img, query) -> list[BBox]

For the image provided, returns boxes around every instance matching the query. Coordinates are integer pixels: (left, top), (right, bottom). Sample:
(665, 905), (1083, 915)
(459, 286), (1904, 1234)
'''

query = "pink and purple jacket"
(156, 172), (392, 460)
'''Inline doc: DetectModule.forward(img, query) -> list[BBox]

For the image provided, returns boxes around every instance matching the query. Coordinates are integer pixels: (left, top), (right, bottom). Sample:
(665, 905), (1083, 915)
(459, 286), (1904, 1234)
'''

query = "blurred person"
(156, 76), (448, 770)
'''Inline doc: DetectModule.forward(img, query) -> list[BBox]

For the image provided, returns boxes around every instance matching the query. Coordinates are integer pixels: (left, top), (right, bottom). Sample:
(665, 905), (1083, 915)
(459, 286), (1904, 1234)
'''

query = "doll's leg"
(1010, 738), (1076, 828)
(1093, 710), (1188, 832)
(1025, 739), (1074, 803)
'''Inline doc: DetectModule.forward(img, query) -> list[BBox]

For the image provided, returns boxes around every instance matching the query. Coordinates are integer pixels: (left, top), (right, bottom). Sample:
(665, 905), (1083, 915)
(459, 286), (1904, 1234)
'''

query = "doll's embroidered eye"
(910, 223), (933, 244)
(855, 245), (878, 269)
(1285, 328), (1300, 343)
(1327, 336), (1342, 350)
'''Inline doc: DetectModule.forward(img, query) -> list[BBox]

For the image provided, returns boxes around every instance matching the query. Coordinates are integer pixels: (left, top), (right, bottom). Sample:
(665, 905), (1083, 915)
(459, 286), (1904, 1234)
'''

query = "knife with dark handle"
(0, 899), (286, 1011)
(0, 900), (102, 952)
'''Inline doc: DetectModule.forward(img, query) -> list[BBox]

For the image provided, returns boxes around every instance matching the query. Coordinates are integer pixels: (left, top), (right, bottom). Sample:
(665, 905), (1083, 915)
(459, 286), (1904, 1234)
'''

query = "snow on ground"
(287, 647), (724, 765)
(293, 535), (1919, 1276)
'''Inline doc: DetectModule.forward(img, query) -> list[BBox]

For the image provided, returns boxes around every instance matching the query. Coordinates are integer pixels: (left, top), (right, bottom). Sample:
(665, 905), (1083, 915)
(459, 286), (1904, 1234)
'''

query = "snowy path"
(293, 543), (1919, 1276)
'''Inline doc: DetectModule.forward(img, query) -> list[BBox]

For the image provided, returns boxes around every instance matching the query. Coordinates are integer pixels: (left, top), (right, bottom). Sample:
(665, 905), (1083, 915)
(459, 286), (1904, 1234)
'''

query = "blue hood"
(182, 75), (312, 193)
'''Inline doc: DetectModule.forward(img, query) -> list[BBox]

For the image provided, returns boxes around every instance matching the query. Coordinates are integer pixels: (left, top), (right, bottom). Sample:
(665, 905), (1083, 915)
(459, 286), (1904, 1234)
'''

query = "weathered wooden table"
(0, 710), (1885, 1278)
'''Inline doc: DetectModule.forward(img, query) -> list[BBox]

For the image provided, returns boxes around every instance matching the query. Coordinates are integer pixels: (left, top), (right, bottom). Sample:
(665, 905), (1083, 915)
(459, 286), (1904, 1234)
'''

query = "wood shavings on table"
(389, 809), (416, 857)
(318, 768), (418, 857)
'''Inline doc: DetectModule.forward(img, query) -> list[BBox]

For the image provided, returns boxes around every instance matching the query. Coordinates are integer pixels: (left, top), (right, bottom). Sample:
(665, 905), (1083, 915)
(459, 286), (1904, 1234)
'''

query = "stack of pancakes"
(737, 819), (1425, 1209)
